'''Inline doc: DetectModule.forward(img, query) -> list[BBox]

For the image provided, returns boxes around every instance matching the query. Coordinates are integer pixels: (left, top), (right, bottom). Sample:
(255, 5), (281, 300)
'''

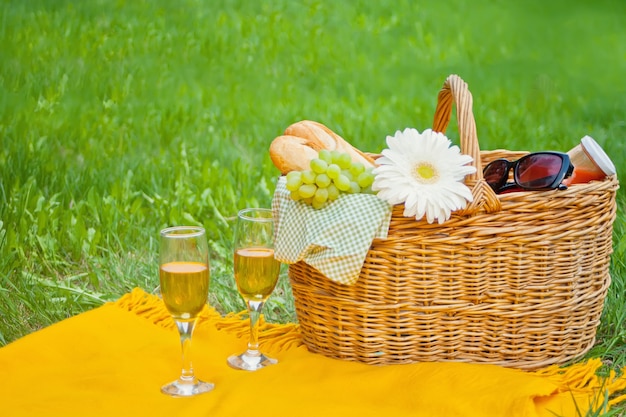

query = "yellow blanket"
(1, 288), (624, 417)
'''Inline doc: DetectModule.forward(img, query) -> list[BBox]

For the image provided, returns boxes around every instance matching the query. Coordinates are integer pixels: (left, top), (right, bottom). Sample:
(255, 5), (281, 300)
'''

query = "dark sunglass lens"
(483, 160), (509, 189)
(516, 154), (563, 189)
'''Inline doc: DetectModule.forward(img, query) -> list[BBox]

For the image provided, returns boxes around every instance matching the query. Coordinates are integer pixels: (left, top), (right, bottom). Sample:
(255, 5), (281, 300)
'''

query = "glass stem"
(175, 319), (198, 382)
(246, 300), (264, 356)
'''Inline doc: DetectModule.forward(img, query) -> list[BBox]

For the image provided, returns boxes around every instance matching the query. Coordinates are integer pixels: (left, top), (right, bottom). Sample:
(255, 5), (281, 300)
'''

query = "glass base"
(161, 377), (214, 397)
(227, 351), (277, 371)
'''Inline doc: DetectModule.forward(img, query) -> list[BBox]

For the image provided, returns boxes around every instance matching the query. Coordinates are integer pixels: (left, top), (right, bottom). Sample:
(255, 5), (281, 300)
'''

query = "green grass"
(1, 0), (625, 412)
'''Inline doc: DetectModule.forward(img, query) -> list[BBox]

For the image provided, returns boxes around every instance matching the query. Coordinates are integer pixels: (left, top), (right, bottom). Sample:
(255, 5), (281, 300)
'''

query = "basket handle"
(432, 74), (501, 214)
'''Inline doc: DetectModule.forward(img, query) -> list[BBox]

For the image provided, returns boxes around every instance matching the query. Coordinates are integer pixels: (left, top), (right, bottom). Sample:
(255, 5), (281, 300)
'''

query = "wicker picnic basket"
(287, 74), (619, 370)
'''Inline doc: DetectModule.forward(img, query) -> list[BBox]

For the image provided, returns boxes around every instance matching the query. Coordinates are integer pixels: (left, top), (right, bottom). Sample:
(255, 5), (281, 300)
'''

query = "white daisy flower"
(372, 128), (476, 224)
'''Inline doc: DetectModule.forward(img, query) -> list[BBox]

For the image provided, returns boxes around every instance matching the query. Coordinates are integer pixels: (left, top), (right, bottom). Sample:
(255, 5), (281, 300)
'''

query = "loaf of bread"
(269, 135), (323, 174)
(269, 120), (376, 174)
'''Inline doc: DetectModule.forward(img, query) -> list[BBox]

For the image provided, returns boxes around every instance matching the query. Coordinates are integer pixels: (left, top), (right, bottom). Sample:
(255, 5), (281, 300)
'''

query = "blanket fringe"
(214, 310), (302, 354)
(113, 288), (302, 354)
(532, 358), (626, 410)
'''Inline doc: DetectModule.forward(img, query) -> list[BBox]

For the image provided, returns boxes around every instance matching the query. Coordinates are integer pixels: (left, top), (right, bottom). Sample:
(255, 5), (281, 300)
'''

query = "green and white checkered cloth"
(272, 176), (393, 286)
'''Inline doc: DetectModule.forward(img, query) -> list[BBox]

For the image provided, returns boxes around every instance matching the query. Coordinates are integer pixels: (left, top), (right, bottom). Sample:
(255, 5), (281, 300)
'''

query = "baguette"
(269, 135), (322, 174)
(269, 120), (376, 174)
(285, 120), (376, 167)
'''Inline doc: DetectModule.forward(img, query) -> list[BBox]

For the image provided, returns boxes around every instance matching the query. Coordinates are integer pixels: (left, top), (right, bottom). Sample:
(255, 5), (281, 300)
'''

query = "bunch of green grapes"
(285, 150), (376, 209)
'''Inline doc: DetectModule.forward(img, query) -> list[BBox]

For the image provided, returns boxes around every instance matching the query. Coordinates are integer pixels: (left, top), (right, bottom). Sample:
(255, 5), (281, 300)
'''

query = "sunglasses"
(483, 152), (574, 194)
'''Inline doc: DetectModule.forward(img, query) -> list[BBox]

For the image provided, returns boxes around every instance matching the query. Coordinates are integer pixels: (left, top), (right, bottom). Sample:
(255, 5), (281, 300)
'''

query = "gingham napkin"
(272, 176), (393, 285)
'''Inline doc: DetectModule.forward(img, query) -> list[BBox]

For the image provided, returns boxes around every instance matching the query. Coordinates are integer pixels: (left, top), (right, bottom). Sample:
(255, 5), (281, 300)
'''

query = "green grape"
(318, 149), (333, 163)
(301, 170), (316, 184)
(290, 189), (302, 201)
(299, 183), (317, 198)
(326, 164), (341, 179)
(349, 162), (365, 177)
(341, 169), (354, 181)
(315, 173), (331, 188)
(327, 184), (340, 201)
(302, 197), (314, 206)
(330, 150), (343, 164)
(349, 181), (361, 194)
(313, 187), (329, 204)
(310, 158), (328, 174)
(311, 199), (326, 210)
(285, 171), (303, 191)
(337, 153), (352, 169)
(357, 170), (374, 188)
(334, 174), (351, 191)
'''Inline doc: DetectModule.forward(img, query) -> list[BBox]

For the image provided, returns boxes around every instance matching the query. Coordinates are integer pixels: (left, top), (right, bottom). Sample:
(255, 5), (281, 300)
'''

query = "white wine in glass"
(159, 226), (214, 397)
(227, 208), (281, 371)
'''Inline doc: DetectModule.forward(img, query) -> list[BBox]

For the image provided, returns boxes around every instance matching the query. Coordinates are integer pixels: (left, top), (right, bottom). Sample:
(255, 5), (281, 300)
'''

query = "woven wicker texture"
(288, 74), (619, 370)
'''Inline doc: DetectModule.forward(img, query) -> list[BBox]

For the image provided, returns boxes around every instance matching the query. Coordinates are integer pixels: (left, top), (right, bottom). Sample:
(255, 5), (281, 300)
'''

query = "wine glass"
(227, 208), (281, 371)
(159, 226), (214, 396)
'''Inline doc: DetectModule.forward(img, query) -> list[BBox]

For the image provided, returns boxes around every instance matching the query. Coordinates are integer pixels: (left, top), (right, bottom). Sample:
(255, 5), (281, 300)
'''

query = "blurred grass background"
(1, 0), (625, 397)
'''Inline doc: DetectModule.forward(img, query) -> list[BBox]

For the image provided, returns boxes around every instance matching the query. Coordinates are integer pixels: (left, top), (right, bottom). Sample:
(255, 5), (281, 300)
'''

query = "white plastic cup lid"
(580, 135), (616, 176)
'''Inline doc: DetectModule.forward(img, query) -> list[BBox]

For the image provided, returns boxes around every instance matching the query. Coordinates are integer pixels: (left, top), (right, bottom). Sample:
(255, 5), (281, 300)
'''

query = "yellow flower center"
(414, 162), (439, 183)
